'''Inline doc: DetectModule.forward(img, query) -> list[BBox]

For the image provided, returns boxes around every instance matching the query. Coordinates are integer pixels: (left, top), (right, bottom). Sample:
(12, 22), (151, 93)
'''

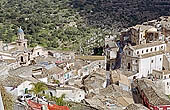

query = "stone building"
(16, 27), (28, 48)
(152, 70), (170, 95)
(122, 41), (166, 78)
(127, 25), (160, 45)
(0, 27), (47, 67)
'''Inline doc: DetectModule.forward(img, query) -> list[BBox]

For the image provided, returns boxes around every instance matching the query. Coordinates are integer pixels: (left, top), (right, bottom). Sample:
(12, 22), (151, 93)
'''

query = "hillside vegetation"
(1, 0), (170, 54)
(71, 0), (170, 29)
(0, 84), (14, 110)
(0, 0), (104, 54)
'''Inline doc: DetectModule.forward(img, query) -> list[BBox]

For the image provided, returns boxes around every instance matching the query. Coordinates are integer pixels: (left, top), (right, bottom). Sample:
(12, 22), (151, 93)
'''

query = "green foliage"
(71, 0), (170, 30)
(46, 93), (69, 106)
(0, 0), (105, 54)
(29, 82), (48, 96)
(0, 84), (14, 110)
(54, 80), (60, 84)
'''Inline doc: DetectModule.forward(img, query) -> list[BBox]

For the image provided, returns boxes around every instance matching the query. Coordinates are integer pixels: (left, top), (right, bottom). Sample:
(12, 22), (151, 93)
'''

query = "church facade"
(0, 27), (47, 69)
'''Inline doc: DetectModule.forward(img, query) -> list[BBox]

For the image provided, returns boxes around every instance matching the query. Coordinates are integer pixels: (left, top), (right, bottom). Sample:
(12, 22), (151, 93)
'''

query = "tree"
(0, 84), (14, 110)
(29, 82), (48, 103)
(47, 94), (67, 106)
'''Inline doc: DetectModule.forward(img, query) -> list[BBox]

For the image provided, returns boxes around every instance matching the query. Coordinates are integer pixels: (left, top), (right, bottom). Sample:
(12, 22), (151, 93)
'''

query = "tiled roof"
(143, 87), (170, 106)
(34, 66), (64, 79)
(137, 79), (170, 106)
(125, 104), (148, 110)
(0, 75), (26, 87)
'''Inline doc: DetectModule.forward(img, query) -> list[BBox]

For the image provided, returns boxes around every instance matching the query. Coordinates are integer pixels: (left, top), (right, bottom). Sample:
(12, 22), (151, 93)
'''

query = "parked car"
(41, 96), (48, 102)
(17, 94), (34, 102)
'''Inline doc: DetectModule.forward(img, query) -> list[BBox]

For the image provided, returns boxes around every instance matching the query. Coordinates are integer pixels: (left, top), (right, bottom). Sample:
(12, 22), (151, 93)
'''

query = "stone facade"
(122, 42), (166, 78)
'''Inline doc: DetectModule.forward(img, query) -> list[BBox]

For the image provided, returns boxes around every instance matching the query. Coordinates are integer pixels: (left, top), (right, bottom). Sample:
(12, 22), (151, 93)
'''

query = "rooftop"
(143, 87), (170, 106)
(124, 104), (148, 110)
(75, 56), (105, 61)
(111, 69), (136, 77)
(136, 79), (170, 106)
(131, 25), (154, 32)
(111, 71), (131, 87)
(99, 84), (134, 107)
(153, 70), (170, 75)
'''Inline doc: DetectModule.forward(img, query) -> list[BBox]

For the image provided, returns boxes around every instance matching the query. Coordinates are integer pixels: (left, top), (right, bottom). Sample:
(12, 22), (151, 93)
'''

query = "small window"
(155, 47), (157, 51)
(164, 76), (166, 79)
(137, 51), (139, 54)
(160, 58), (162, 61)
(146, 49), (148, 52)
(161, 46), (163, 49)
(136, 60), (138, 63)
(142, 50), (144, 53)
(150, 48), (152, 52)
(128, 51), (131, 55)
(167, 82), (169, 85)
(151, 60), (154, 63)
(169, 75), (170, 78)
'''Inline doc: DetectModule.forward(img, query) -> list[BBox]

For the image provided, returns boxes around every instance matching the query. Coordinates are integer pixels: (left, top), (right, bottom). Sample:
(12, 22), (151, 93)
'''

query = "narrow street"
(131, 81), (142, 104)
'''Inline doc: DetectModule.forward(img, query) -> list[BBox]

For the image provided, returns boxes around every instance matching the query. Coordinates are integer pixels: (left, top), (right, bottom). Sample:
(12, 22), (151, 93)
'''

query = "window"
(155, 47), (157, 51)
(161, 46), (163, 49)
(151, 60), (154, 63)
(167, 82), (169, 85)
(136, 60), (138, 63)
(127, 63), (131, 70)
(142, 50), (144, 53)
(164, 76), (166, 79)
(137, 51), (139, 54)
(150, 48), (152, 52)
(21, 56), (24, 62)
(146, 49), (148, 52)
(160, 58), (162, 61)
(128, 51), (131, 55)
(37, 52), (40, 56)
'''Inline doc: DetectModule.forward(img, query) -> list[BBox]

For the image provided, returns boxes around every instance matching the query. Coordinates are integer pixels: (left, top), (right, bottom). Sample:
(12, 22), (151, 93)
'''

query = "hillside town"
(105, 16), (170, 110)
(1, 16), (170, 110)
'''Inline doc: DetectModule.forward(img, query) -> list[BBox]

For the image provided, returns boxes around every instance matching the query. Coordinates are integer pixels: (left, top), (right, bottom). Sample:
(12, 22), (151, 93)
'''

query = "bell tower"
(16, 27), (28, 48)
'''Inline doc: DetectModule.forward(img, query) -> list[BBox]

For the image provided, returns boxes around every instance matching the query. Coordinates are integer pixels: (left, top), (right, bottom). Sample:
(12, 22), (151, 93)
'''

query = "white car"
(17, 94), (34, 102)
(40, 96), (48, 102)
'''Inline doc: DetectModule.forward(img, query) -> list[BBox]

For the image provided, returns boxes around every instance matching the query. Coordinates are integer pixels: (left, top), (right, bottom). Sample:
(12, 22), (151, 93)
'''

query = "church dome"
(18, 28), (24, 33)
